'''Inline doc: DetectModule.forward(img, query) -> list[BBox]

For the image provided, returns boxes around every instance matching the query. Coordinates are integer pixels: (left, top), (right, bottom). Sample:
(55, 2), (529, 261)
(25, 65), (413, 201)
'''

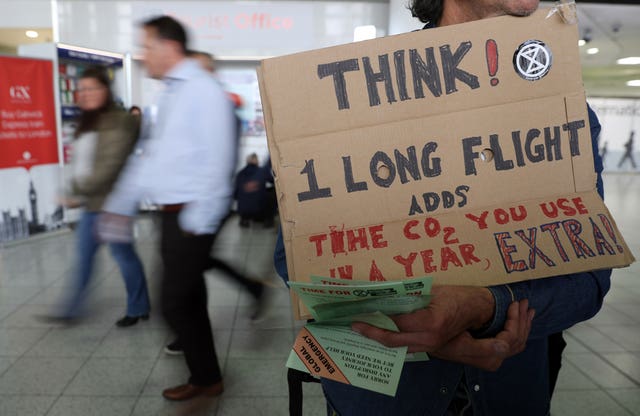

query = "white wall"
(387, 0), (421, 35)
(0, 0), (52, 28)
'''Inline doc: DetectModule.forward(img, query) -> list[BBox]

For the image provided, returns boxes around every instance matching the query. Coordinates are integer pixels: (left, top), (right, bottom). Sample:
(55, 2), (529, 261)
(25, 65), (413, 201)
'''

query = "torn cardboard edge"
(547, 1), (578, 25)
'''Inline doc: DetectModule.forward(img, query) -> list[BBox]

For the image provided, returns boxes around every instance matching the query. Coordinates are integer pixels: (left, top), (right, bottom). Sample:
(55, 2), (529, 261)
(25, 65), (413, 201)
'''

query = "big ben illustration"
(29, 180), (39, 227)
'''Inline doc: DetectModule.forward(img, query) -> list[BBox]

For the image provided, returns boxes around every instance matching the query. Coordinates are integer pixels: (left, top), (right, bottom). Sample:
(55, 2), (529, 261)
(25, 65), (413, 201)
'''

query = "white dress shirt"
(104, 59), (236, 234)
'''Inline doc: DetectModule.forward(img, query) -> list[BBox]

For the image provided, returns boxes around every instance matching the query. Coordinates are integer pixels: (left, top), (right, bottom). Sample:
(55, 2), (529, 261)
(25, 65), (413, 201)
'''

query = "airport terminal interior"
(1, 0), (640, 415)
(0, 175), (637, 416)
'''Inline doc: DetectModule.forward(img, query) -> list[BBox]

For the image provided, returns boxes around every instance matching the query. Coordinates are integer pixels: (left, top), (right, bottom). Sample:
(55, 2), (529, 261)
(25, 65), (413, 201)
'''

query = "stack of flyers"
(286, 276), (432, 396)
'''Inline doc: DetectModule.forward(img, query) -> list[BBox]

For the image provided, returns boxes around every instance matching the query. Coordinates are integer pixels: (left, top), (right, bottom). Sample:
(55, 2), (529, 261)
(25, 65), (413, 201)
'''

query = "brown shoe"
(162, 381), (224, 401)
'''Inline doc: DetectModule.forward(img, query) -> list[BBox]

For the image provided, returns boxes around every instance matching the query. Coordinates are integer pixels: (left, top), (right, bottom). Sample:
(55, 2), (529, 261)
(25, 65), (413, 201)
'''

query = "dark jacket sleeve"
(274, 227), (289, 285)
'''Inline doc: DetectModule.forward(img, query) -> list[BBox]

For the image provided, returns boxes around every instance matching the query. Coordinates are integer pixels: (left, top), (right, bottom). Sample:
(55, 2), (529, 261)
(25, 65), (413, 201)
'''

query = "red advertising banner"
(0, 56), (59, 169)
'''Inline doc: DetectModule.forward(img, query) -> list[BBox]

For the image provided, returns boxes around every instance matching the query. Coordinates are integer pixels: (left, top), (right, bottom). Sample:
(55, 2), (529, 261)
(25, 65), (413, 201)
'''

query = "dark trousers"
(548, 332), (567, 398)
(207, 256), (262, 298)
(160, 212), (221, 386)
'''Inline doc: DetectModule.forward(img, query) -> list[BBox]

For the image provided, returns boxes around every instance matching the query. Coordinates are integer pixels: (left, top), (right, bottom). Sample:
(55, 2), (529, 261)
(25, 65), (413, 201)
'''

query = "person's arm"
(71, 112), (137, 197)
(178, 79), (235, 234)
(485, 268), (610, 341)
(274, 228), (289, 284)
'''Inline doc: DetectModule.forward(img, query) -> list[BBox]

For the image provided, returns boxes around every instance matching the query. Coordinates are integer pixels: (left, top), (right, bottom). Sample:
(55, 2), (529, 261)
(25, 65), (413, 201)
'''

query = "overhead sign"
(132, 1), (314, 56)
(257, 9), (635, 318)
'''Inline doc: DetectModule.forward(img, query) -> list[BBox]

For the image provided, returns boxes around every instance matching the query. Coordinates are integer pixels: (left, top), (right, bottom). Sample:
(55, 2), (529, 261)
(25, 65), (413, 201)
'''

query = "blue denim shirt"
(274, 107), (610, 416)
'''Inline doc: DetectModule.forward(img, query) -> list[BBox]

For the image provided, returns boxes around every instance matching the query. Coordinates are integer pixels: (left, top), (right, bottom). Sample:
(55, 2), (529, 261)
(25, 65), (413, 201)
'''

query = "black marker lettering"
(298, 159), (332, 202)
(544, 126), (562, 161)
(409, 48), (442, 99)
(439, 42), (479, 94)
(393, 50), (411, 101)
(342, 156), (368, 193)
(394, 146), (421, 184)
(462, 136), (482, 176)
(525, 128), (544, 163)
(490, 134), (514, 171)
(363, 54), (396, 107)
(563, 119), (586, 157)
(317, 59), (360, 110)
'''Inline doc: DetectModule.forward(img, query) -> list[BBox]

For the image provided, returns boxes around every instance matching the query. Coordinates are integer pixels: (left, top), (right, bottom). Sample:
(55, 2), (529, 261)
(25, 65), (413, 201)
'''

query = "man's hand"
(351, 285), (534, 371)
(352, 286), (496, 351)
(430, 300), (534, 371)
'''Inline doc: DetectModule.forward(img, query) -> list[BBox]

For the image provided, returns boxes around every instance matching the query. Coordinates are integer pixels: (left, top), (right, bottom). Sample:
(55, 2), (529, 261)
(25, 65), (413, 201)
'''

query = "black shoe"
(115, 314), (149, 327)
(165, 338), (183, 355)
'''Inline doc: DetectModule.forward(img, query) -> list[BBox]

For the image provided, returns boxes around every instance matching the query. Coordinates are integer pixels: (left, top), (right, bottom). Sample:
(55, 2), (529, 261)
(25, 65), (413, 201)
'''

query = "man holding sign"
(272, 0), (615, 415)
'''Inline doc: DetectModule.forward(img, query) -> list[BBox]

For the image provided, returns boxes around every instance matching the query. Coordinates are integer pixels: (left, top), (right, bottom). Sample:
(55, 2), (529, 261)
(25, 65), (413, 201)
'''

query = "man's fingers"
(496, 299), (534, 355)
(351, 322), (439, 350)
(390, 309), (432, 332)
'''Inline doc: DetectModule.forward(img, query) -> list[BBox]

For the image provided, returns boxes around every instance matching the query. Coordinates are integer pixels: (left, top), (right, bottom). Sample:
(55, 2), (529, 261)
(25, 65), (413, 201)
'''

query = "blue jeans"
(64, 211), (150, 318)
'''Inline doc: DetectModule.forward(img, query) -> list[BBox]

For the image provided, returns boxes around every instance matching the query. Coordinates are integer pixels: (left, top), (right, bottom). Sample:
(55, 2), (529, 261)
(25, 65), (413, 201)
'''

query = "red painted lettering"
(329, 226), (346, 255)
(589, 217), (616, 256)
(540, 222), (570, 262)
(598, 214), (624, 253)
(561, 219), (595, 259)
(572, 197), (588, 214)
(557, 198), (577, 216)
(309, 234), (327, 256)
(540, 202), (559, 218)
(393, 252), (418, 277)
(440, 246), (462, 271)
(332, 265), (353, 279)
(424, 217), (440, 237)
(459, 244), (481, 265)
(419, 249), (437, 273)
(494, 208), (510, 225)
(443, 226), (459, 244)
(494, 231), (528, 272)
(369, 225), (388, 248)
(403, 220), (420, 240)
(347, 228), (369, 251)
(369, 260), (386, 281)
(510, 206), (527, 221)
(465, 211), (490, 229)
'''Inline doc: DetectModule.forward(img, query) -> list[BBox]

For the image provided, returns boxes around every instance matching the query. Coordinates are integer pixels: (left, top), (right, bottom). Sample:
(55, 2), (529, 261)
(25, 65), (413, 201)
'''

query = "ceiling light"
(25, 30), (38, 39)
(578, 39), (586, 47)
(586, 47), (599, 55)
(627, 80), (640, 87)
(617, 57), (640, 65)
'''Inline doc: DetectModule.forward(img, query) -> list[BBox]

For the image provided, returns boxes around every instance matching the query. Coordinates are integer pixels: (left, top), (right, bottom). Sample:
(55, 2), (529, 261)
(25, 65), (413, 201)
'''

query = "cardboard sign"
(257, 9), (635, 318)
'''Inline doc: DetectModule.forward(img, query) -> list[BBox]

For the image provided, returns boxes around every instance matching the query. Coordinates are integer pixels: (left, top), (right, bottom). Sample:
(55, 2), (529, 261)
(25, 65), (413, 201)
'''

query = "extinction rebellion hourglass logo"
(512, 40), (552, 81)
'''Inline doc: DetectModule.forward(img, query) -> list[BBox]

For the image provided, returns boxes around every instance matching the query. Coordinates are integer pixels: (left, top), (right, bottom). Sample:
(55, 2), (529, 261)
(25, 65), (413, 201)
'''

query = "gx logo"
(9, 85), (31, 101)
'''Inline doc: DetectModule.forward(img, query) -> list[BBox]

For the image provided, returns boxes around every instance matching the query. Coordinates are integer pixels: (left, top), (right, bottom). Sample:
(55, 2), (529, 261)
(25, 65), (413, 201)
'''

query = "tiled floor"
(0, 173), (638, 416)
